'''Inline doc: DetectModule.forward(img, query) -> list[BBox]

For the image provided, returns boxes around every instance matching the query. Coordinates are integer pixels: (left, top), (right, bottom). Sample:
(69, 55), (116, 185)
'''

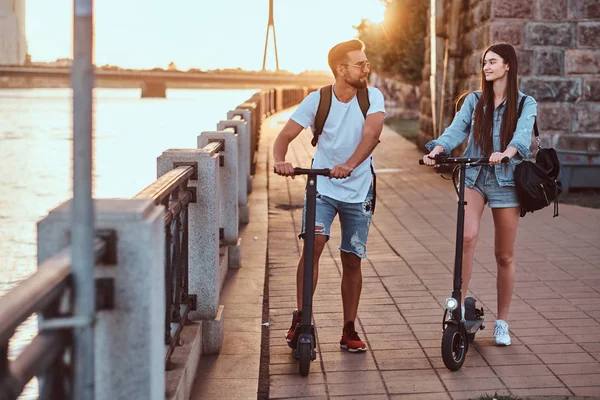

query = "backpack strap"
(455, 91), (480, 114)
(369, 159), (377, 214)
(517, 95), (527, 119)
(518, 95), (540, 147)
(312, 85), (332, 147)
(357, 87), (376, 213)
(357, 87), (370, 119)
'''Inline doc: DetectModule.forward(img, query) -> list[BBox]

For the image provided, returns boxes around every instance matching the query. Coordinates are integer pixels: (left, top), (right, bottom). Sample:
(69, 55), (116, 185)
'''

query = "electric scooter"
(419, 153), (508, 371)
(276, 167), (333, 376)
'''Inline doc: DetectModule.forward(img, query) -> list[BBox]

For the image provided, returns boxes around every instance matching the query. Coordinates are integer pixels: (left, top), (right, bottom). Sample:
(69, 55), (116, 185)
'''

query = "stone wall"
(417, 0), (600, 151)
(369, 72), (421, 119)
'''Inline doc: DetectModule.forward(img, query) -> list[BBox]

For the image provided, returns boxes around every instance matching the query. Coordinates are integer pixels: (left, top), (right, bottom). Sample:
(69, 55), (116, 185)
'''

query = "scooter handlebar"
(273, 166), (351, 178)
(419, 153), (509, 165)
(293, 168), (332, 176)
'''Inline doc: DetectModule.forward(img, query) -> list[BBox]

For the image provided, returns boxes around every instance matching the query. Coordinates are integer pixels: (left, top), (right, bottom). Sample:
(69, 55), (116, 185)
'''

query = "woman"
(423, 43), (537, 346)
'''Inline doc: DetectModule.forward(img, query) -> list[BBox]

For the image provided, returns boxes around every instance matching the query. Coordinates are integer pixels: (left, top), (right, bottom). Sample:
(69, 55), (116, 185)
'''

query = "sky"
(25, 0), (386, 73)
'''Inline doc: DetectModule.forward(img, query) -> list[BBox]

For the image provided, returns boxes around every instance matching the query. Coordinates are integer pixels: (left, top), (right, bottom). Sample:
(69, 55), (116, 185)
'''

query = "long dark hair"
(472, 43), (519, 156)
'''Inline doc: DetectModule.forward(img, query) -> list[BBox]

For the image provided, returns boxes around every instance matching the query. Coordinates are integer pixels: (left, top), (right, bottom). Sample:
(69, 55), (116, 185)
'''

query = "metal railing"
(134, 165), (197, 369)
(0, 238), (111, 400)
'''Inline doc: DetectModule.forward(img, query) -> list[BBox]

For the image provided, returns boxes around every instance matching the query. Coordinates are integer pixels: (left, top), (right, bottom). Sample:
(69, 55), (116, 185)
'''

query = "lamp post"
(71, 0), (95, 398)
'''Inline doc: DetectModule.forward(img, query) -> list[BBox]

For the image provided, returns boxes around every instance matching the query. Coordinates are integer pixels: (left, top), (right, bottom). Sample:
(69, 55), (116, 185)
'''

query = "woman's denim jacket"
(425, 91), (537, 187)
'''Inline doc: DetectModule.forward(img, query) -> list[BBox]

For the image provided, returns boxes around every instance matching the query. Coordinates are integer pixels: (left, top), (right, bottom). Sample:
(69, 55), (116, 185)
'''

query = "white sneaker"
(494, 320), (511, 346)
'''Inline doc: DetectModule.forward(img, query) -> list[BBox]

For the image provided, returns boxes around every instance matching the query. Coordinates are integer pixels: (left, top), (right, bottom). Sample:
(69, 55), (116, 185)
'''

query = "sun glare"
(362, 0), (386, 24)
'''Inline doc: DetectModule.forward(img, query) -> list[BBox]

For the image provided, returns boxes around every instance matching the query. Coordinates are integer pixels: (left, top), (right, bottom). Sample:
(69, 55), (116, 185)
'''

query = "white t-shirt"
(290, 85), (386, 203)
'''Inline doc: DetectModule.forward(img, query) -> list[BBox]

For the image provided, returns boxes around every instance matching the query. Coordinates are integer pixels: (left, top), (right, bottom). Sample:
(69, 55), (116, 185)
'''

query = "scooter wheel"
(298, 342), (311, 376)
(441, 324), (467, 371)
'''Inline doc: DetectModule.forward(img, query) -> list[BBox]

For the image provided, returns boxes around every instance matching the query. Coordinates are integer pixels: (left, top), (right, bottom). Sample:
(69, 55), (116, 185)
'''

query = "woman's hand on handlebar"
(330, 163), (353, 179)
(489, 152), (510, 165)
(422, 146), (444, 166)
(274, 161), (295, 178)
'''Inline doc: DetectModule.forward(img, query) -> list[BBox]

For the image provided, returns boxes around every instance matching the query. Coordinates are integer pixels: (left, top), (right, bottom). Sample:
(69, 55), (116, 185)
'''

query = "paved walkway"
(194, 108), (600, 400)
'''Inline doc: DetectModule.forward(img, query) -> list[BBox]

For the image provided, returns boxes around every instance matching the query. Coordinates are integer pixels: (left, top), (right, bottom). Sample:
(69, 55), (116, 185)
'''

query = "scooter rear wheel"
(441, 324), (467, 371)
(298, 342), (311, 376)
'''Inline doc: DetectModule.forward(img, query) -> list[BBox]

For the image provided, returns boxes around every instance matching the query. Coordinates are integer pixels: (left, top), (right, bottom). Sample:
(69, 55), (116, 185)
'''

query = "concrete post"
(217, 120), (249, 224)
(37, 199), (165, 400)
(156, 149), (225, 353)
(156, 149), (225, 321)
(276, 88), (284, 111)
(197, 131), (239, 244)
(227, 109), (253, 194)
(197, 132), (242, 269)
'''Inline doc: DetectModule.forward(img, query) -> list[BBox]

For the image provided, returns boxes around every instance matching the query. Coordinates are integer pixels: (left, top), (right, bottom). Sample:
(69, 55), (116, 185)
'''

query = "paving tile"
(435, 366), (497, 380)
(571, 386), (600, 396)
(559, 373), (600, 387)
(270, 374), (325, 387)
(442, 377), (506, 392)
(322, 357), (379, 372)
(527, 343), (585, 354)
(547, 362), (600, 375)
(196, 355), (260, 379)
(448, 389), (512, 400)
(510, 388), (572, 397)
(538, 352), (597, 364)
(327, 380), (387, 397)
(190, 378), (259, 399)
(381, 370), (445, 394)
(501, 374), (565, 389)
(367, 338), (422, 351)
(482, 353), (543, 366)
(517, 334), (573, 345)
(269, 383), (327, 399)
(389, 393), (451, 400)
(492, 364), (553, 377)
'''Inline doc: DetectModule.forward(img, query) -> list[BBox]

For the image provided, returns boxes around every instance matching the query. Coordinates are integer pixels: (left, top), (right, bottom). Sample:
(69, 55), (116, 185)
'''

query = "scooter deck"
(464, 319), (483, 334)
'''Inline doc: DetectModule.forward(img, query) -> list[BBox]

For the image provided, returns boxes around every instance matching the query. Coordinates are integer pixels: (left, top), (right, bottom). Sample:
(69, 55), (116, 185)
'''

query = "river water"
(0, 87), (258, 398)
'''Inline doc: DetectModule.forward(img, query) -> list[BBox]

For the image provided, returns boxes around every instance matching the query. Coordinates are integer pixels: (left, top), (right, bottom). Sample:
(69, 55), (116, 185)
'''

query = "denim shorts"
(469, 165), (520, 208)
(300, 186), (374, 259)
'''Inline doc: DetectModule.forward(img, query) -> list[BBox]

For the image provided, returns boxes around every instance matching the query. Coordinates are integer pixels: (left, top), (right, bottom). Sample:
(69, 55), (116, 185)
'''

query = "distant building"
(0, 0), (27, 65)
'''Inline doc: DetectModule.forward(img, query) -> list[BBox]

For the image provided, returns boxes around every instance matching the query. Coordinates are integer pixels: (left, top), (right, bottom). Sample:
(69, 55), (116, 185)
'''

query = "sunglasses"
(341, 61), (371, 71)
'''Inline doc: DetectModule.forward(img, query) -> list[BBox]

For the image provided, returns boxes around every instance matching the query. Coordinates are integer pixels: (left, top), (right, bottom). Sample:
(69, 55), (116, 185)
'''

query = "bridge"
(0, 66), (333, 97)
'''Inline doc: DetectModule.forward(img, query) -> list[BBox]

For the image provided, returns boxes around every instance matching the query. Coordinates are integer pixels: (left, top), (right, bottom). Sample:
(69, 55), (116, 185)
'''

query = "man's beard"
(346, 76), (368, 89)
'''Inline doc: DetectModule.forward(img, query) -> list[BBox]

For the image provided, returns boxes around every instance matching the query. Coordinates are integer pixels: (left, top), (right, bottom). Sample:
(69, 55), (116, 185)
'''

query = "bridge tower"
(262, 0), (280, 71)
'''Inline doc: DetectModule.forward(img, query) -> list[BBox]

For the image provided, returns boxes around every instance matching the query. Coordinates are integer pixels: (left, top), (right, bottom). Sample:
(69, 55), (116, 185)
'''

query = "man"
(273, 39), (386, 352)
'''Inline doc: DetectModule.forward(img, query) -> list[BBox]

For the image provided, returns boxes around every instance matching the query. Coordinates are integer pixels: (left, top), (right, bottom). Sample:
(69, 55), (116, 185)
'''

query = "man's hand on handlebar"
(330, 163), (353, 179)
(274, 161), (295, 178)
(489, 152), (510, 165)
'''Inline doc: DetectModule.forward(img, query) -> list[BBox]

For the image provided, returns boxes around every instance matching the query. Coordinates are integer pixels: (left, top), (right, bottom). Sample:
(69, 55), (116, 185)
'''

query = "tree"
(355, 0), (428, 84)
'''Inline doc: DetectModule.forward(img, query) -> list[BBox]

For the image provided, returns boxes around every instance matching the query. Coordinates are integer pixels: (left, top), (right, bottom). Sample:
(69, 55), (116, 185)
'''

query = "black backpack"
(514, 96), (562, 218)
(311, 85), (377, 213)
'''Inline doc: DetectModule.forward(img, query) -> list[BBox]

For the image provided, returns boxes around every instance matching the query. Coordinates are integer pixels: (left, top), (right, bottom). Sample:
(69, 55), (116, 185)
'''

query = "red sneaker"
(340, 321), (367, 352)
(285, 310), (301, 348)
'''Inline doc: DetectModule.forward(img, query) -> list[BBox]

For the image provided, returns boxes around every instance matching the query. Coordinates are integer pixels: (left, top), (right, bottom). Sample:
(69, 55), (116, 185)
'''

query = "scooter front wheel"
(298, 342), (312, 376)
(441, 324), (467, 371)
